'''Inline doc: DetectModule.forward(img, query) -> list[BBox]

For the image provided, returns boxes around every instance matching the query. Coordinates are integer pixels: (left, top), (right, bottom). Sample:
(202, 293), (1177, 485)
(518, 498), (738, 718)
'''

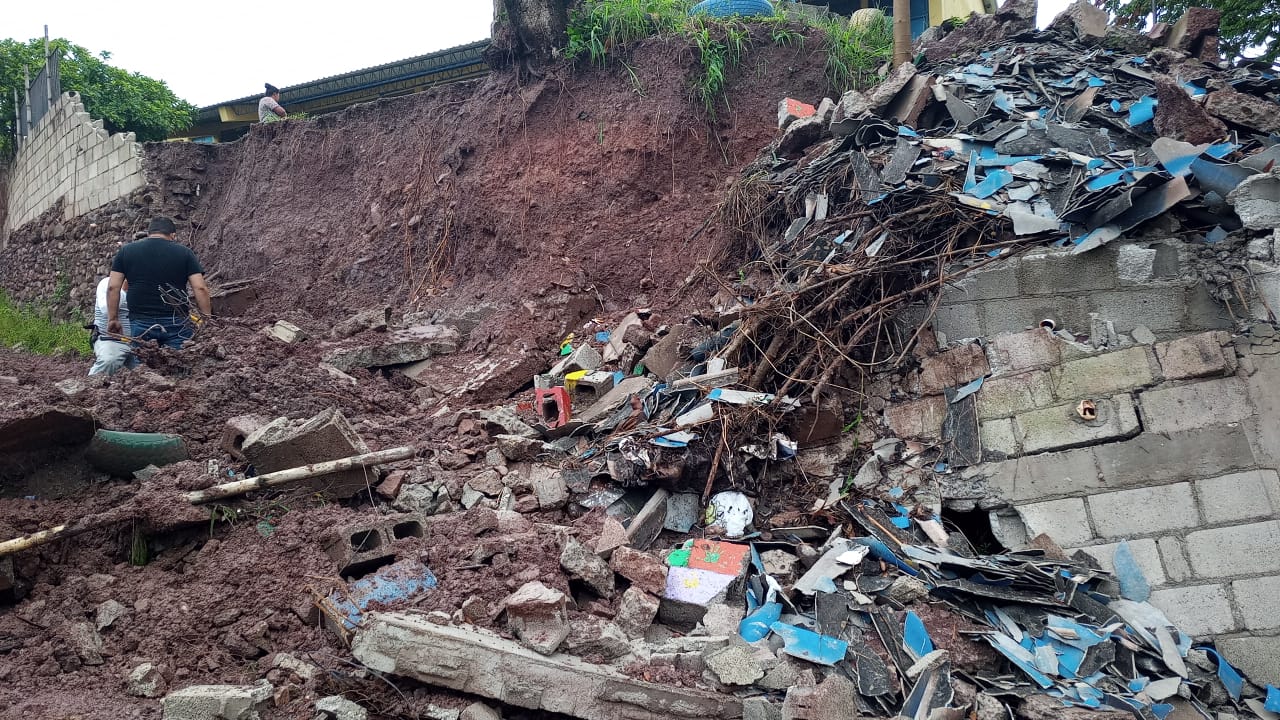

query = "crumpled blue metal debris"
(1200, 647), (1244, 701)
(771, 621), (848, 665)
(739, 601), (781, 642)
(904, 611), (934, 659)
(328, 558), (437, 630)
(1265, 685), (1280, 712)
(1128, 96), (1157, 126)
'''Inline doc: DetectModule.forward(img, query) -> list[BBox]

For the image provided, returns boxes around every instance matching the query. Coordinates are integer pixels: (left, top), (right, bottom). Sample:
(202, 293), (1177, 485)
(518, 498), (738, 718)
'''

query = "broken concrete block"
(778, 97), (816, 129)
(1154, 75), (1227, 144)
(864, 61), (917, 115)
(578, 376), (655, 424)
(744, 697), (783, 720)
(550, 343), (602, 378)
(595, 516), (629, 555)
(68, 621), (103, 665)
(886, 575), (930, 604)
(1205, 89), (1280, 134)
(573, 371), (616, 407)
(324, 514), (425, 578)
(610, 546), (667, 595)
(315, 695), (368, 720)
(560, 537), (615, 597)
(640, 326), (685, 380)
(0, 407), (95, 455)
(919, 342), (989, 394)
(161, 681), (273, 720)
(126, 662), (166, 698)
(1048, 0), (1108, 40)
(778, 99), (833, 156)
(699, 603), (746, 637)
(705, 643), (766, 685)
(562, 615), (631, 661)
(481, 407), (540, 440)
(1155, 331), (1235, 380)
(96, 598), (127, 631)
(615, 587), (660, 638)
(659, 568), (738, 630)
(392, 483), (443, 514)
(1227, 172), (1280, 231)
(884, 395), (947, 440)
(529, 465), (569, 509)
(267, 320), (306, 344)
(1164, 6), (1221, 59)
(323, 324), (459, 371)
(829, 89), (870, 137)
(459, 702), (502, 720)
(352, 613), (742, 720)
(503, 580), (570, 655)
(220, 414), (271, 462)
(760, 550), (800, 585)
(1014, 395), (1140, 454)
(242, 408), (376, 499)
(626, 488), (670, 549)
(495, 434), (544, 461)
(330, 308), (389, 339)
(781, 674), (858, 719)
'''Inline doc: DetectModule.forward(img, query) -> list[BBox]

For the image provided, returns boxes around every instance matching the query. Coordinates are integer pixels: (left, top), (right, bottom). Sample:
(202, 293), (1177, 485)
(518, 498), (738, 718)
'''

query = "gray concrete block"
(1086, 482), (1200, 538)
(1019, 248), (1118, 295)
(884, 395), (947, 440)
(1155, 331), (1235, 380)
(1230, 575), (1280, 631)
(1013, 394), (1140, 454)
(1089, 286), (1187, 333)
(1015, 497), (1094, 546)
(1157, 536), (1192, 583)
(1186, 521), (1280, 578)
(1196, 470), (1280, 525)
(1092, 427), (1256, 487)
(1066, 538), (1165, 586)
(979, 296), (1089, 338)
(1048, 346), (1157, 399)
(980, 417), (1019, 458)
(1116, 244), (1156, 285)
(1139, 376), (1253, 434)
(1217, 635), (1280, 686)
(1149, 584), (1237, 637)
(931, 303), (983, 341)
(982, 447), (1100, 502)
(977, 370), (1055, 420)
(161, 681), (273, 720)
(940, 261), (1021, 303)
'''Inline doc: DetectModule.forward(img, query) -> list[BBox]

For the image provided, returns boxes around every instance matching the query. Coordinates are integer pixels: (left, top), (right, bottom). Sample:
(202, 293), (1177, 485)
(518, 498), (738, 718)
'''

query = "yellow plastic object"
(564, 370), (588, 392)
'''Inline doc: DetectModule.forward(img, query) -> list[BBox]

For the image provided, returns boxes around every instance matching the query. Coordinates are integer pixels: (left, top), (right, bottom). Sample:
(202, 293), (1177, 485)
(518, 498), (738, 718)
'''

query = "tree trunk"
(486, 0), (574, 69)
(892, 0), (912, 68)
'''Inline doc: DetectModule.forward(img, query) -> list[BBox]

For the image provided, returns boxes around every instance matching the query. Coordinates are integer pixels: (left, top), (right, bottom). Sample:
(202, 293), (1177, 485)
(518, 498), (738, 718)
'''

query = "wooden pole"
(893, 0), (912, 68)
(183, 446), (414, 504)
(0, 446), (415, 558)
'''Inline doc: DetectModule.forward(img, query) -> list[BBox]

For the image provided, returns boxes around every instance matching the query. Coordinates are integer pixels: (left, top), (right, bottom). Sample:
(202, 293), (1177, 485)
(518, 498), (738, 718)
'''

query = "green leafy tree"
(1, 37), (196, 157)
(1098, 0), (1280, 62)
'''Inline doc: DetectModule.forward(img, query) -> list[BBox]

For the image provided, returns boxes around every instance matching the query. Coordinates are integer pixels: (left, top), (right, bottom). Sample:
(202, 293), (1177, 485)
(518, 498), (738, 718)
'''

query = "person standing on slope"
(259, 83), (287, 123)
(106, 217), (212, 350)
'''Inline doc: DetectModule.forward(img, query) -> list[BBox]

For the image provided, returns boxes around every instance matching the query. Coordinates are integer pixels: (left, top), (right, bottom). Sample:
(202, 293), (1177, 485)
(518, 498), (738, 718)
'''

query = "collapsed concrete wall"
(4, 92), (145, 236)
(885, 238), (1280, 684)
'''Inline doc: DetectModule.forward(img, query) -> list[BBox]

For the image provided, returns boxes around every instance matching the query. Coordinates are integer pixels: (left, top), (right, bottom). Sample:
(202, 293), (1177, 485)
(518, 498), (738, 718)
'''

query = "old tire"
(689, 0), (775, 18)
(86, 429), (188, 477)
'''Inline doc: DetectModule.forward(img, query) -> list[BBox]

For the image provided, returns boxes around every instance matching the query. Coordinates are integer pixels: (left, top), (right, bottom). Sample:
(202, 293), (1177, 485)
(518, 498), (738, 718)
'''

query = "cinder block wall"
(887, 242), (1280, 685)
(4, 92), (145, 234)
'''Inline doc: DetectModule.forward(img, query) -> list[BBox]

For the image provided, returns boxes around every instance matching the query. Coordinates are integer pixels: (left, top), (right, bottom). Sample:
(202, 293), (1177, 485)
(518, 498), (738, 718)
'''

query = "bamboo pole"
(0, 446), (415, 558)
(183, 446), (414, 504)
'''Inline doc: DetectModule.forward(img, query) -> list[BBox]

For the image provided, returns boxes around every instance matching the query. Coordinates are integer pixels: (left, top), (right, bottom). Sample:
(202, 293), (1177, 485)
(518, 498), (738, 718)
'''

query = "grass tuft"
(0, 291), (91, 356)
(565, 0), (893, 114)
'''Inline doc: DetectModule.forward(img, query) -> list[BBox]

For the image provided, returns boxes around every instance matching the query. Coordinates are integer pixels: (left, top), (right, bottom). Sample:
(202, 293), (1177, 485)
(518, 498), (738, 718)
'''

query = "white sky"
(6, 1), (494, 107)
(8, 0), (1077, 108)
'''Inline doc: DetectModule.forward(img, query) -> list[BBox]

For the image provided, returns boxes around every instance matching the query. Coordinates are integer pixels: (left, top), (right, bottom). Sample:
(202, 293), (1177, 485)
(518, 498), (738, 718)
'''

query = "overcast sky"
(7, 1), (494, 107)
(9, 0), (1074, 108)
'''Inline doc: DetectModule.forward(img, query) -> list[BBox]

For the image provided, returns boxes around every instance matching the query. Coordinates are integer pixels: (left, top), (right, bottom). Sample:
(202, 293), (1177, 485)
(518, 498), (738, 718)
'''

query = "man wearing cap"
(106, 217), (212, 350)
(259, 83), (287, 123)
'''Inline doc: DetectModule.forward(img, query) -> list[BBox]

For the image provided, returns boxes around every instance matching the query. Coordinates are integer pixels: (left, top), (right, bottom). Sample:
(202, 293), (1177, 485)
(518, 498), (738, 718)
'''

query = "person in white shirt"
(258, 83), (287, 123)
(89, 276), (135, 376)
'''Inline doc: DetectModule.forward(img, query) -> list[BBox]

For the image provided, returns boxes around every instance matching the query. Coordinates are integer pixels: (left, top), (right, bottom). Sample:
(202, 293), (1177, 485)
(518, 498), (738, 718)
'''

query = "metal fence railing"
(13, 29), (62, 150)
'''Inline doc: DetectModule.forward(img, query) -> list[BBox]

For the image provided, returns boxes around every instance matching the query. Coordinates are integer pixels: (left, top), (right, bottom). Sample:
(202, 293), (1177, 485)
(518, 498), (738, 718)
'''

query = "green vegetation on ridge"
(565, 0), (892, 115)
(0, 292), (91, 356)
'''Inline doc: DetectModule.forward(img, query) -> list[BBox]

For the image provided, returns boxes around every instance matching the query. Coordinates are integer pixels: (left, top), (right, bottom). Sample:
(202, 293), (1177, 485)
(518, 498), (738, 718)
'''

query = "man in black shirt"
(107, 216), (212, 349)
